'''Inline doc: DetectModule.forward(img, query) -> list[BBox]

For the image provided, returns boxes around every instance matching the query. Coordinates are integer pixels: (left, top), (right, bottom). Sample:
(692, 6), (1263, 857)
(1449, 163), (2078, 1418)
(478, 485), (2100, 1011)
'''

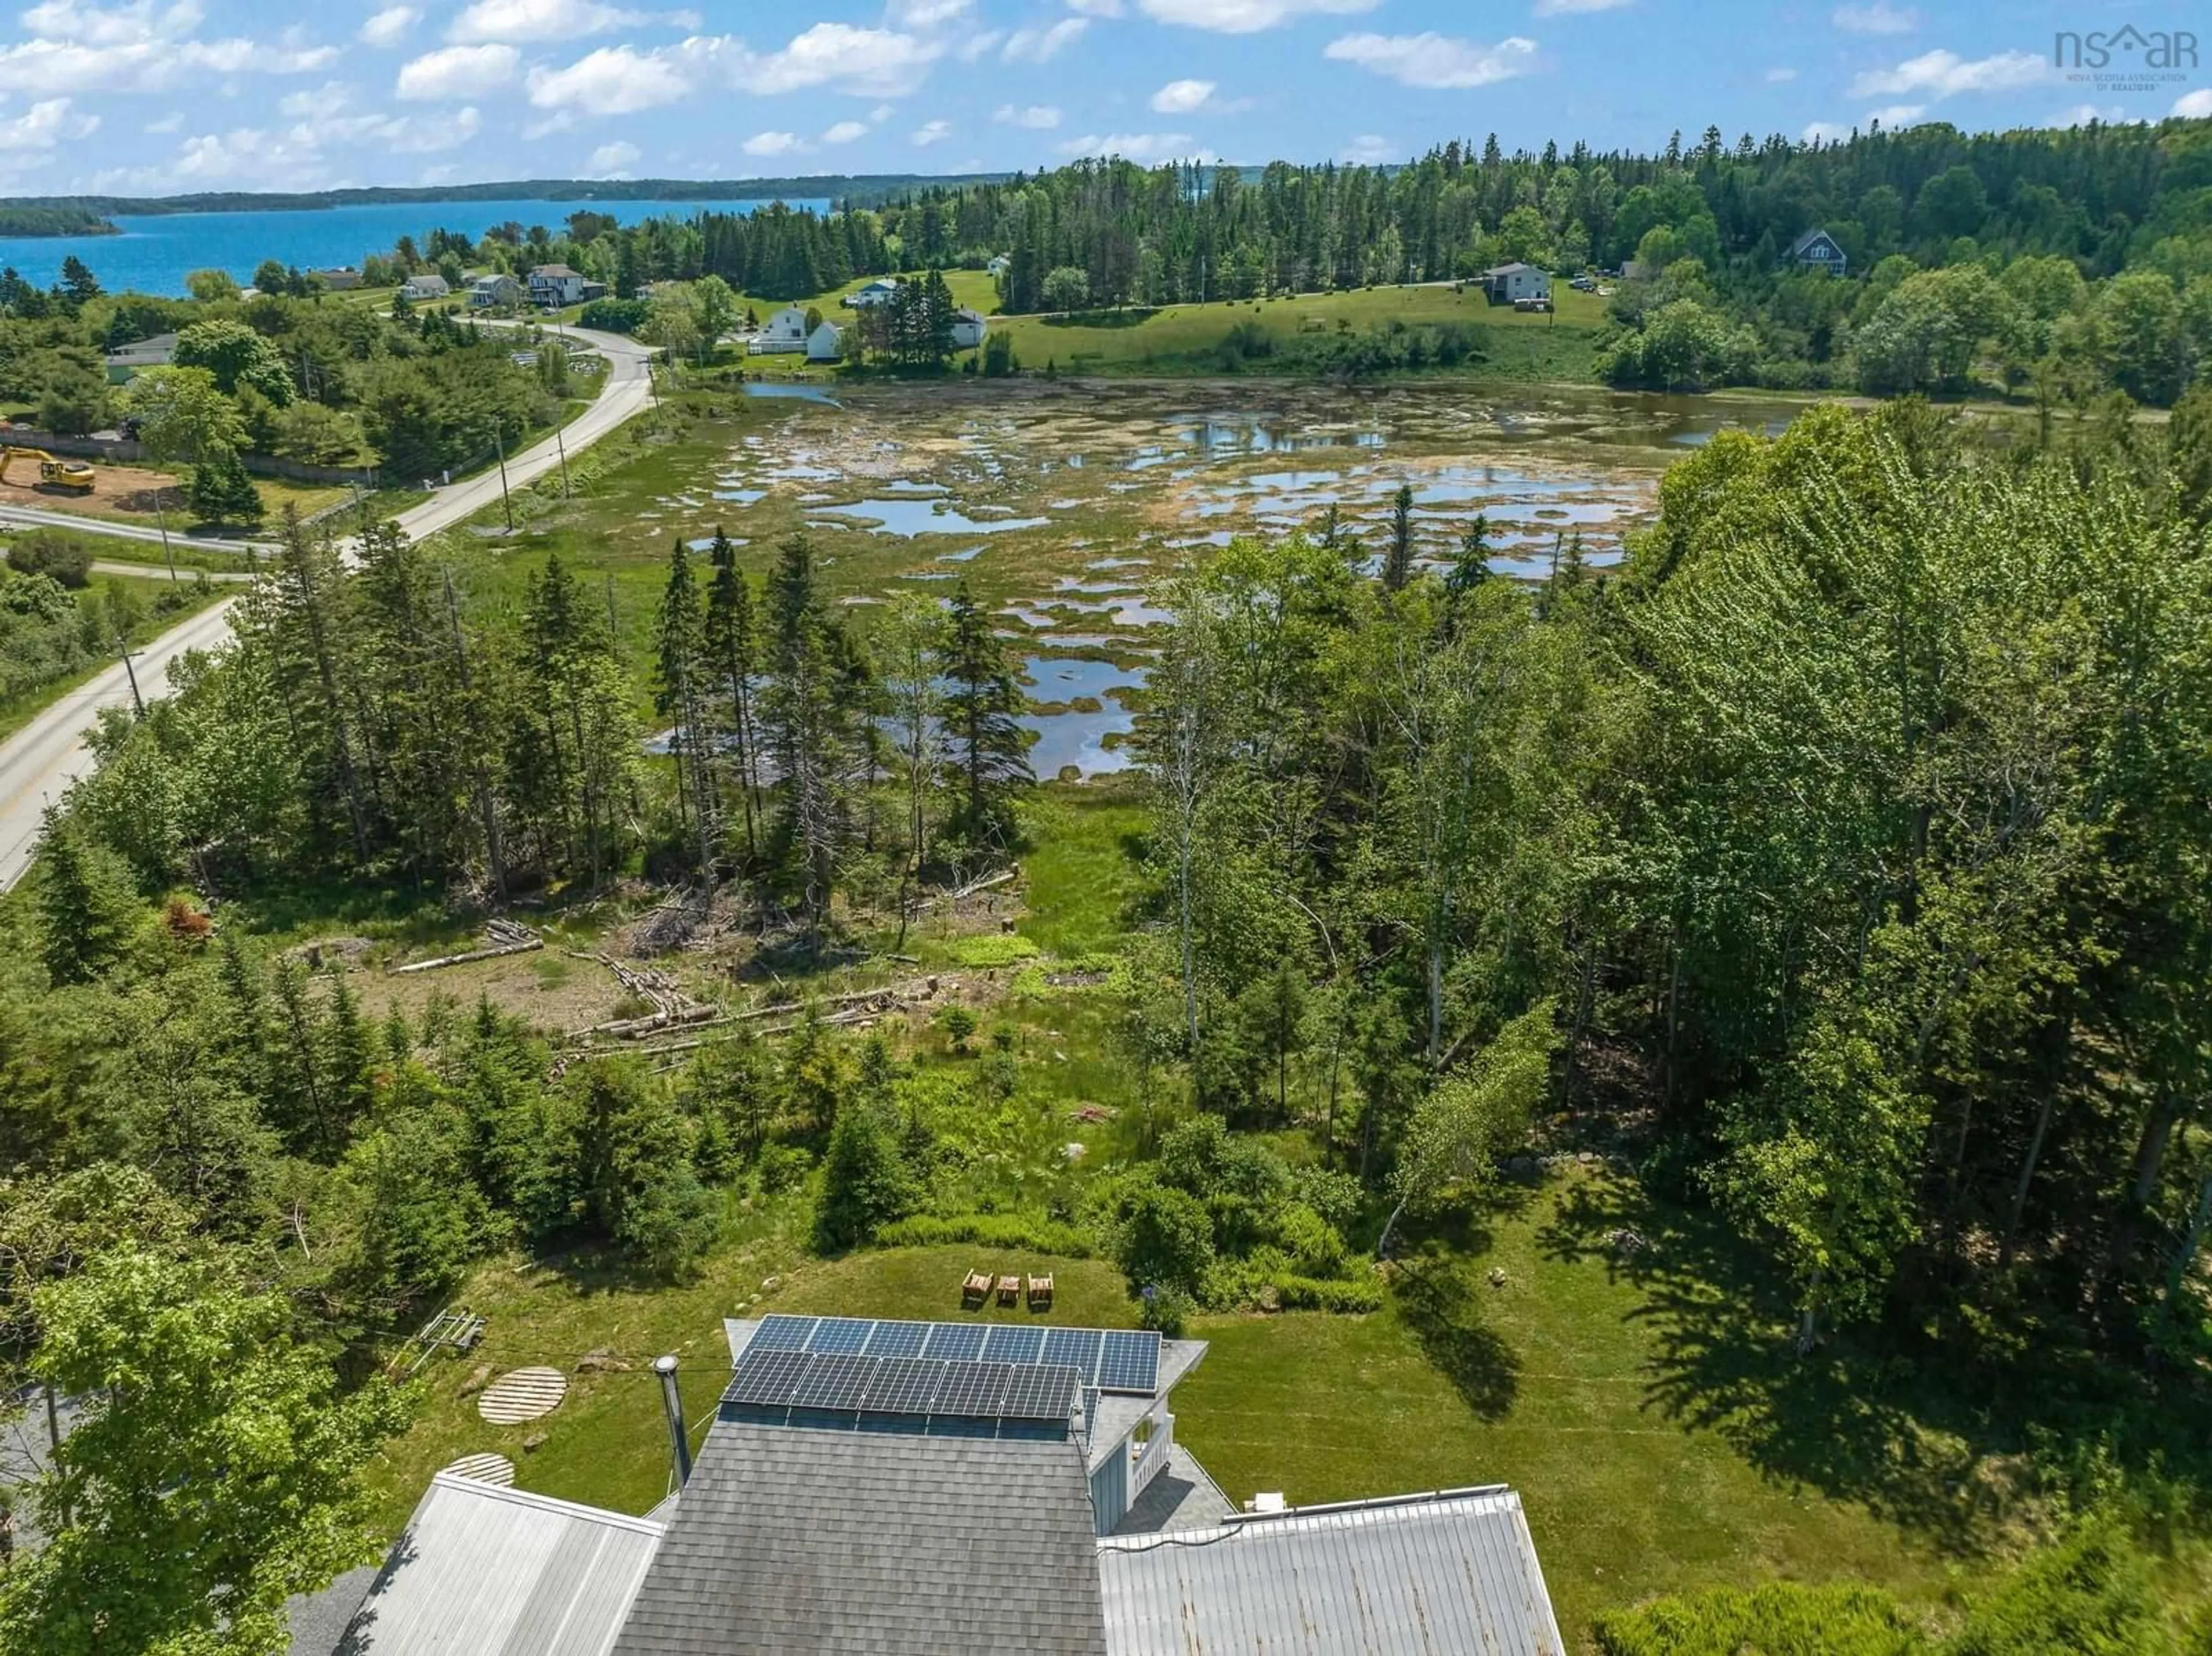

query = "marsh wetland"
(464, 378), (1817, 774)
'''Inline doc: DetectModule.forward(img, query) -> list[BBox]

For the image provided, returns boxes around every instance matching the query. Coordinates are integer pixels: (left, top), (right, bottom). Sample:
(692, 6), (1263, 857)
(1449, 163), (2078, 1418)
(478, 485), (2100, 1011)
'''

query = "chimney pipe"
(654, 1355), (692, 1487)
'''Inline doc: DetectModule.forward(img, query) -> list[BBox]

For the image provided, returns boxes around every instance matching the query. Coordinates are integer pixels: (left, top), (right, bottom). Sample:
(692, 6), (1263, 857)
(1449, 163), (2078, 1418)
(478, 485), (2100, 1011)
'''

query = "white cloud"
(2173, 88), (2212, 118)
(358, 5), (418, 46)
(742, 128), (805, 156)
(1532, 0), (1627, 13)
(0, 97), (99, 151)
(143, 109), (184, 131)
(869, 102), (893, 121)
(1339, 132), (1395, 164)
(1058, 130), (1195, 161)
(1137, 0), (1373, 30)
(589, 137), (639, 171)
(955, 27), (1001, 59)
(911, 117), (951, 145)
(1864, 103), (1922, 126)
(524, 41), (697, 111)
(1002, 17), (1085, 60)
(1150, 77), (1213, 112)
(887, 0), (972, 23)
(1066, 0), (1123, 13)
(396, 41), (519, 98)
(994, 102), (1062, 128)
(823, 118), (869, 142)
(279, 79), (346, 117)
(20, 0), (202, 47)
(448, 0), (670, 44)
(1765, 66), (1797, 82)
(1849, 48), (2047, 101)
(1833, 1), (1915, 33)
(744, 23), (940, 94)
(1324, 31), (1537, 89)
(1802, 119), (1854, 142)
(0, 12), (336, 95)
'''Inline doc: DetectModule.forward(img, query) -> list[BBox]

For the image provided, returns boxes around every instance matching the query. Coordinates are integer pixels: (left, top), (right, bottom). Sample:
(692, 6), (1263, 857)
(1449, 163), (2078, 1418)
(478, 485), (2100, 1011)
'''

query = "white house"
(467, 273), (524, 310)
(844, 278), (900, 309)
(1786, 227), (1849, 276)
(1479, 263), (1551, 305)
(399, 272), (450, 301)
(805, 322), (844, 362)
(950, 306), (988, 350)
(748, 305), (812, 354)
(103, 332), (177, 384)
(529, 264), (605, 306)
(986, 253), (1011, 278)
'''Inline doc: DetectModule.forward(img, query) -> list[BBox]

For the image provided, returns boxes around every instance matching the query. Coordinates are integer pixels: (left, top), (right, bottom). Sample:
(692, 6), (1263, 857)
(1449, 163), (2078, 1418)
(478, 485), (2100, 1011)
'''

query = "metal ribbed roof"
(335, 1473), (664, 1656)
(1096, 1486), (1565, 1656)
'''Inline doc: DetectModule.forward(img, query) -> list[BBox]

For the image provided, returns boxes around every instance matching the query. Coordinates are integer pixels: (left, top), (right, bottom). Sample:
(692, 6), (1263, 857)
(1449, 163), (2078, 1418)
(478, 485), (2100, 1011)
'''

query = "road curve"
(0, 325), (657, 892)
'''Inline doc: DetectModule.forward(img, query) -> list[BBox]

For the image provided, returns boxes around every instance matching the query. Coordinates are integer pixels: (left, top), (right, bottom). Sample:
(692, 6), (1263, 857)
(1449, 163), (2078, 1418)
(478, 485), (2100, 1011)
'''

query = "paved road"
(0, 325), (656, 891)
(0, 503), (266, 557)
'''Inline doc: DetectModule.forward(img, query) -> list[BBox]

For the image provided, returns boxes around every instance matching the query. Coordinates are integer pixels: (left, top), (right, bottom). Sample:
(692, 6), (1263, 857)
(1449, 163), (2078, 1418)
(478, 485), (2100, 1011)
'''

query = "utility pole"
(151, 489), (176, 583)
(554, 411), (571, 499)
(494, 422), (514, 532)
(118, 639), (145, 718)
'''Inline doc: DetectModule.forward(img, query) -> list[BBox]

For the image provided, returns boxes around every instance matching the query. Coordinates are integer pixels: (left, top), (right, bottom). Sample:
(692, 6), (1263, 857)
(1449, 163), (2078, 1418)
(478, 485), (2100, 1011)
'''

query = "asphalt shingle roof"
(612, 1420), (1108, 1656)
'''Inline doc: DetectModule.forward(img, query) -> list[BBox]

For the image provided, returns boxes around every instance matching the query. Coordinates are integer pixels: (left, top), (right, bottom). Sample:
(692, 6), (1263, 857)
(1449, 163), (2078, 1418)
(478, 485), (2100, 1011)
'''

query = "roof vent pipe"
(654, 1355), (692, 1488)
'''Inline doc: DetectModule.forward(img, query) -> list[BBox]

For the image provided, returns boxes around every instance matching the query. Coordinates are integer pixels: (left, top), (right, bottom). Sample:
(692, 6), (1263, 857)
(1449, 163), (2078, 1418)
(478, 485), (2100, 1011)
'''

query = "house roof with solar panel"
(296, 1311), (1565, 1656)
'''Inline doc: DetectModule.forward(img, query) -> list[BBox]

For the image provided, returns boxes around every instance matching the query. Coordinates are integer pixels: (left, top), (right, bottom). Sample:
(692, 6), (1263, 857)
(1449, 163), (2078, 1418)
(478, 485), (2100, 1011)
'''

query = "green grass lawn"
(982, 282), (1607, 380)
(366, 1171), (2014, 1647)
(1177, 1175), (2002, 1640)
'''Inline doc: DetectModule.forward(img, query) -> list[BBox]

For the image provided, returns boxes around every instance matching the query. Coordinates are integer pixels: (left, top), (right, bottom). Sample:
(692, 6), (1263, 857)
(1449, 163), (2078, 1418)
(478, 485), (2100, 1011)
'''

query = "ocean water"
(0, 196), (825, 298)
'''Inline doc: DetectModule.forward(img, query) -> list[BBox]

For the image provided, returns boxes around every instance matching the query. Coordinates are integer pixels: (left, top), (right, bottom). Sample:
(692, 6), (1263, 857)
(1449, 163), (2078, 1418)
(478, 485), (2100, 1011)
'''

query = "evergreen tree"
(189, 450), (264, 526)
(760, 534), (869, 926)
(1383, 482), (1416, 591)
(942, 579), (1032, 852)
(35, 811), (139, 987)
(702, 530), (762, 866)
(653, 541), (716, 884)
(815, 1092), (915, 1251)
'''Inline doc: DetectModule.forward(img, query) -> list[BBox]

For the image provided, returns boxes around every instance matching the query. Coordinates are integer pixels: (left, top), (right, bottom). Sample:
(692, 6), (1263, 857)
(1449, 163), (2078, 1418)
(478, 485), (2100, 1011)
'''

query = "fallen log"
(391, 935), (543, 974)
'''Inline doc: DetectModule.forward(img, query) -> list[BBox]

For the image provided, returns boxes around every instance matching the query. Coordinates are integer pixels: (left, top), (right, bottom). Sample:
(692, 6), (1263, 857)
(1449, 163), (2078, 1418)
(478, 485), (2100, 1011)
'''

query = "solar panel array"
(746, 1315), (1162, 1395)
(721, 1344), (1086, 1434)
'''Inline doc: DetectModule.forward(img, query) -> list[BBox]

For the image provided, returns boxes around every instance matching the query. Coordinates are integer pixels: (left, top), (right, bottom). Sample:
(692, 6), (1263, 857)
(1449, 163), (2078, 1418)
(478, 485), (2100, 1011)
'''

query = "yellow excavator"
(0, 445), (95, 493)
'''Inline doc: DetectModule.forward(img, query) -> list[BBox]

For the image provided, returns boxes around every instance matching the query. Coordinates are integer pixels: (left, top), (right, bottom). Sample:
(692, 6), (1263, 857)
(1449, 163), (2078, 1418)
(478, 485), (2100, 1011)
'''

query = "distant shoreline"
(0, 210), (119, 238)
(0, 172), (1013, 219)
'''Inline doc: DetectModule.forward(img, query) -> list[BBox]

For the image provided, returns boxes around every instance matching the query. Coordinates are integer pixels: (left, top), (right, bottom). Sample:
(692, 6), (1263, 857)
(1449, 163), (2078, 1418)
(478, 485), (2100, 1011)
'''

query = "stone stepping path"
(476, 1366), (569, 1425)
(441, 1452), (516, 1486)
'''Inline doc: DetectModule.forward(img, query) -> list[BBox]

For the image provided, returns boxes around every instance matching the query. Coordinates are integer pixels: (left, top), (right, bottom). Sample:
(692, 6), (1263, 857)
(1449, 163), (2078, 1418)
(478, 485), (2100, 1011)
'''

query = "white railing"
(1130, 1412), (1175, 1498)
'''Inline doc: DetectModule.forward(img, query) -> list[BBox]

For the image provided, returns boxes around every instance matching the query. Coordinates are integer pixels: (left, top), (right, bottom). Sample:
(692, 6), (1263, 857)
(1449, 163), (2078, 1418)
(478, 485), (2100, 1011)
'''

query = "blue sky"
(0, 0), (2205, 195)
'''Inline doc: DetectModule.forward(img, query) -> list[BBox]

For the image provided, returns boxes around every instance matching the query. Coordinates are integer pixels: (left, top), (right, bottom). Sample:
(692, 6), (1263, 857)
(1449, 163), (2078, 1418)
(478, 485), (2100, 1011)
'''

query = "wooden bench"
(1027, 1274), (1054, 1312)
(995, 1274), (1021, 1308)
(961, 1270), (993, 1309)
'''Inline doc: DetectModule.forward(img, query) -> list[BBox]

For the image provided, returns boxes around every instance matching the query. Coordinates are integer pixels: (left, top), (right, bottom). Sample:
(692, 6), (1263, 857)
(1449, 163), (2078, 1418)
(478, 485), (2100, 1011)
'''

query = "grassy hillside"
(987, 282), (1607, 380)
